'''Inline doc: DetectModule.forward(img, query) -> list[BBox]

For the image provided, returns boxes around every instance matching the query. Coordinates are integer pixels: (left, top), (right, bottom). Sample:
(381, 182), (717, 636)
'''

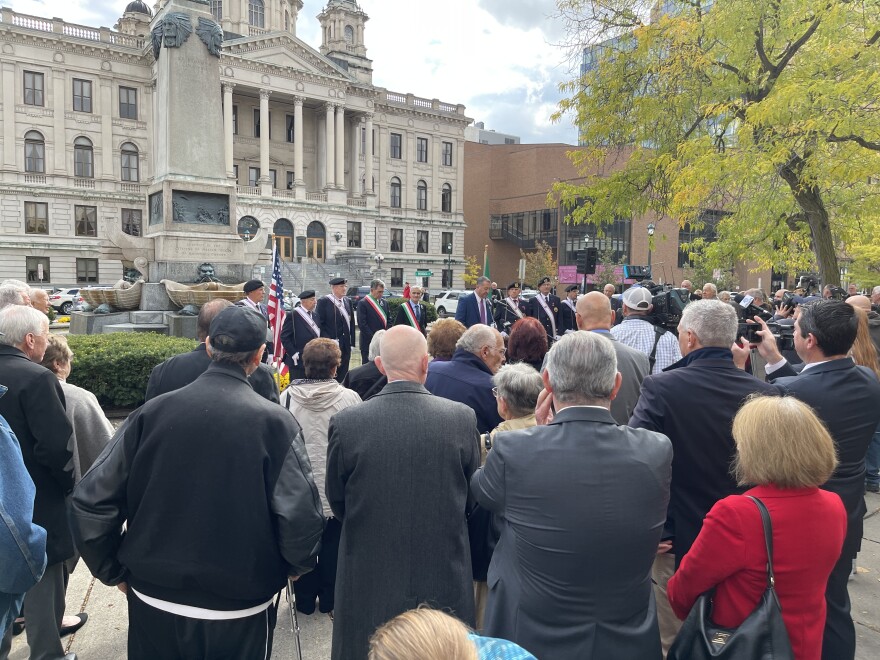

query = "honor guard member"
(528, 277), (561, 344)
(316, 277), (355, 382)
(494, 282), (528, 336)
(356, 279), (389, 364)
(393, 285), (428, 336)
(559, 285), (580, 334)
(238, 279), (271, 362)
(280, 290), (321, 380)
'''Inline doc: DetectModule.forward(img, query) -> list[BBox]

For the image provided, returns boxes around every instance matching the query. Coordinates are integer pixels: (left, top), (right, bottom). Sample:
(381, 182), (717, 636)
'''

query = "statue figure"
(195, 263), (221, 284)
(93, 304), (115, 315)
(179, 304), (200, 317)
(122, 268), (141, 285)
(196, 17), (223, 58)
(151, 12), (193, 60)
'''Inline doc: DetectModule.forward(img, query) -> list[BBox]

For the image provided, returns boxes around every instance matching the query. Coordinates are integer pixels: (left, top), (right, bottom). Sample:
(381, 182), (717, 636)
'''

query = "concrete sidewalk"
(9, 491), (880, 659)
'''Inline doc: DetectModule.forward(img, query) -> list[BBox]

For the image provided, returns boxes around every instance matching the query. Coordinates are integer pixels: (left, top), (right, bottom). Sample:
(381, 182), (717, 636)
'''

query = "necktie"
(479, 298), (487, 324)
(414, 304), (419, 321)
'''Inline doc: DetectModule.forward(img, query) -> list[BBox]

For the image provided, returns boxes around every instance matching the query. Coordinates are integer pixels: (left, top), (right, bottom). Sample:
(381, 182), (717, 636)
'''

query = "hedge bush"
(384, 298), (439, 325)
(66, 333), (197, 408)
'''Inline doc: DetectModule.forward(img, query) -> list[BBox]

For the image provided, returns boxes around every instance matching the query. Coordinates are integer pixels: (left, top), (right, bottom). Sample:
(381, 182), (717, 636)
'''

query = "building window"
(248, 167), (260, 187)
(416, 230), (428, 253)
(284, 11), (289, 31)
(25, 202), (48, 234)
(121, 142), (139, 182)
(76, 258), (99, 283)
(232, 105), (238, 134)
(390, 268), (403, 288)
(416, 137), (428, 163)
(442, 268), (453, 288)
(122, 208), (142, 236)
(390, 177), (401, 208)
(233, 164), (239, 182)
(344, 25), (354, 43)
(253, 108), (260, 137)
(26, 256), (50, 283)
(74, 137), (94, 178)
(442, 232), (453, 254)
(24, 131), (45, 173)
(347, 221), (361, 248)
(417, 180), (428, 210)
(75, 206), (98, 237)
(286, 171), (295, 189)
(73, 79), (93, 113)
(286, 115), (295, 142)
(678, 211), (721, 268)
(504, 138), (516, 144)
(390, 228), (403, 252)
(248, 0), (265, 27)
(442, 141), (453, 166)
(23, 71), (44, 106)
(119, 86), (137, 119)
(238, 216), (259, 241)
(269, 169), (277, 188)
(390, 133), (402, 159)
(441, 183), (452, 213)
(209, 0), (222, 21)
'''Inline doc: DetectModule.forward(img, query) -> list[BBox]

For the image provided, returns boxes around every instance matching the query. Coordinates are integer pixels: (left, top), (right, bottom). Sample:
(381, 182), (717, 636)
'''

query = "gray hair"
(368, 329), (385, 361)
(719, 290), (732, 302)
(872, 285), (880, 297)
(456, 324), (496, 355)
(1, 279), (30, 291)
(545, 331), (617, 405)
(0, 286), (25, 309)
(702, 282), (717, 294)
(679, 299), (738, 348)
(0, 304), (48, 346)
(370, 279), (385, 291)
(475, 276), (491, 287)
(493, 363), (543, 417)
(745, 288), (766, 304)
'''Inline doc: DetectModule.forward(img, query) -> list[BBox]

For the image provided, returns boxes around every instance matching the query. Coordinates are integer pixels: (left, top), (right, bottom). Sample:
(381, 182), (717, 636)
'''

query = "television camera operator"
(611, 286), (682, 374)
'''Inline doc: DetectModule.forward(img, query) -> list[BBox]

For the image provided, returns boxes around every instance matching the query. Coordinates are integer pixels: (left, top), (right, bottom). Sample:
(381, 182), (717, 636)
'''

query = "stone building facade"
(0, 0), (470, 292)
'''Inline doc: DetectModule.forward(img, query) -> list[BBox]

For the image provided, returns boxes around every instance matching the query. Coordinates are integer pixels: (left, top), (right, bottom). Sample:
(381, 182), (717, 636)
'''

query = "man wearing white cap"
(611, 287), (682, 374)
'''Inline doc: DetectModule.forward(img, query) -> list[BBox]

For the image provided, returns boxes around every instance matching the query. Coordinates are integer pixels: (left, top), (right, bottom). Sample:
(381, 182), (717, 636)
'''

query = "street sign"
(415, 270), (432, 277)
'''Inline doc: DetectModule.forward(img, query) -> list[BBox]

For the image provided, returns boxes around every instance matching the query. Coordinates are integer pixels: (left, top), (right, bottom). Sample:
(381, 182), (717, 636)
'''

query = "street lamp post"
(446, 243), (453, 288)
(373, 253), (384, 279)
(582, 234), (591, 293)
(647, 223), (656, 277)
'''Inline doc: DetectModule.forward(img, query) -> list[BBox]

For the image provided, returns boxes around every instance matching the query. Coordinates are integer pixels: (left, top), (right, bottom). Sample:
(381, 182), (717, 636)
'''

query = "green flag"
(483, 245), (490, 278)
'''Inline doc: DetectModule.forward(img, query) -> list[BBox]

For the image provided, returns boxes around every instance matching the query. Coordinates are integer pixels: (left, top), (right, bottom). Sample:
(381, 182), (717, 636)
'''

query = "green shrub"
(66, 333), (197, 408)
(384, 298), (439, 325)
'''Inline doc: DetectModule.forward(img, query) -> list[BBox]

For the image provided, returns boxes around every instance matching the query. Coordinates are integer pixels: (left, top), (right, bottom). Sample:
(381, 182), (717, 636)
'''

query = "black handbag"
(667, 496), (795, 660)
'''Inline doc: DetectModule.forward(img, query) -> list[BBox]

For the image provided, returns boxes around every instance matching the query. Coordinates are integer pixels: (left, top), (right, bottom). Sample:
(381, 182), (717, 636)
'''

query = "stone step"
(130, 311), (165, 324)
(101, 323), (169, 335)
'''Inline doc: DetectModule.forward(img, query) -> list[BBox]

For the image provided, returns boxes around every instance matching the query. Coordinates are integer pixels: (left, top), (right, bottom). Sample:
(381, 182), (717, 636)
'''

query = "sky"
(3, 0), (579, 144)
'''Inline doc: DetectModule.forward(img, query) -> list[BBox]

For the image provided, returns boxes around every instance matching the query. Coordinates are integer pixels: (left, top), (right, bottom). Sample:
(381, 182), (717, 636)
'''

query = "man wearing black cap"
(528, 277), (561, 343)
(559, 285), (580, 334)
(70, 306), (324, 660)
(280, 290), (321, 380)
(238, 279), (268, 319)
(316, 277), (355, 382)
(493, 282), (527, 335)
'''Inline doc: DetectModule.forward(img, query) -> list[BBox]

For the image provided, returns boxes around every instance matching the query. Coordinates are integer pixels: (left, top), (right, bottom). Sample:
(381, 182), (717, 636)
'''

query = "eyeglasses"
(492, 387), (500, 398)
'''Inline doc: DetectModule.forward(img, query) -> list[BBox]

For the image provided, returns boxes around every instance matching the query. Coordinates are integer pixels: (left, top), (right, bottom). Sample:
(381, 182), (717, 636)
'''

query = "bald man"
(576, 292), (650, 423)
(326, 325), (479, 660)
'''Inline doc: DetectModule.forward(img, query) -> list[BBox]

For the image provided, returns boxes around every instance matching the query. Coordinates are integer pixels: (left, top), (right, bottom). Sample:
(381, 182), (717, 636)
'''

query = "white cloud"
(3, 0), (578, 143)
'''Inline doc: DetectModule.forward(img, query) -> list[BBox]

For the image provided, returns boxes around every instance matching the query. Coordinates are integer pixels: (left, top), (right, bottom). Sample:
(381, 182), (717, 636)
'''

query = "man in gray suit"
(471, 331), (672, 659)
(326, 325), (479, 660)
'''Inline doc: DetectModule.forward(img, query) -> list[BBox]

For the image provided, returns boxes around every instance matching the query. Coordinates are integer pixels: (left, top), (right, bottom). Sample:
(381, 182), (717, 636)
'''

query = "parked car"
(346, 285), (398, 307)
(433, 290), (468, 318)
(48, 288), (80, 314)
(520, 289), (539, 302)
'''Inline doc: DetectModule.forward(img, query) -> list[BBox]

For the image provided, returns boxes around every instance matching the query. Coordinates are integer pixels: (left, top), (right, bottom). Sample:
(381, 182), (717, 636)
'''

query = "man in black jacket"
(317, 278), (355, 382)
(392, 285), (427, 336)
(280, 290), (321, 380)
(0, 305), (76, 660)
(356, 279), (389, 363)
(145, 299), (279, 403)
(527, 277), (560, 343)
(70, 306), (324, 659)
(741, 301), (880, 660)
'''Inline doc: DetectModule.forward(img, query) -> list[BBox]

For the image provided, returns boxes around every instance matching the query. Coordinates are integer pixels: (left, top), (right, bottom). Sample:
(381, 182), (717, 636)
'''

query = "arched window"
(390, 177), (401, 208)
(344, 25), (354, 43)
(284, 11), (289, 32)
(209, 1), (222, 21)
(74, 136), (94, 178)
(24, 130), (45, 173)
(248, 0), (264, 28)
(120, 142), (139, 182)
(417, 180), (428, 211)
(441, 183), (452, 213)
(238, 215), (259, 241)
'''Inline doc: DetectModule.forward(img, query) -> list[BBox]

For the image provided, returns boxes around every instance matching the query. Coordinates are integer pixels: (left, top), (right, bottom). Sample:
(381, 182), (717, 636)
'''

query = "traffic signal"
(585, 247), (599, 274)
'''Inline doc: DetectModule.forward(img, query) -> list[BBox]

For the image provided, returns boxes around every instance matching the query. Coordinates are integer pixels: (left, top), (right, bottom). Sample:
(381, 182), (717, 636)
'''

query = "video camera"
(737, 320), (796, 351)
(638, 281), (691, 333)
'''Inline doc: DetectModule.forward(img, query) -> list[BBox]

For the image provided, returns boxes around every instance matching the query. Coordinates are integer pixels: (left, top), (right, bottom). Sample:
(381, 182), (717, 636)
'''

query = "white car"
(433, 290), (468, 317)
(48, 288), (81, 314)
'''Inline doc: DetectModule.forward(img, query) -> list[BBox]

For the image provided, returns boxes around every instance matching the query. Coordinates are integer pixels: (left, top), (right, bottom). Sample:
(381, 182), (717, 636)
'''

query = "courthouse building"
(0, 0), (470, 291)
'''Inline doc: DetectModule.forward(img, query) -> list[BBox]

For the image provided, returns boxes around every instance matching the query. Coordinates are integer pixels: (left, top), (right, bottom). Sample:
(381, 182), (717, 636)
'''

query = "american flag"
(268, 241), (289, 377)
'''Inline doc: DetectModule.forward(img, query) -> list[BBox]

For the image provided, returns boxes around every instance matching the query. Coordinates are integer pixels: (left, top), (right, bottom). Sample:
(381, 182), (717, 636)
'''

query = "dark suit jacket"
(356, 296), (389, 349)
(0, 345), (74, 564)
(771, 358), (880, 559)
(425, 349), (503, 434)
(455, 292), (494, 328)
(527, 294), (561, 339)
(341, 360), (387, 401)
(471, 406), (672, 660)
(493, 298), (528, 334)
(628, 349), (775, 563)
(280, 308), (321, 375)
(392, 300), (427, 335)
(316, 295), (355, 350)
(558, 298), (578, 334)
(326, 381), (479, 660)
(145, 344), (280, 404)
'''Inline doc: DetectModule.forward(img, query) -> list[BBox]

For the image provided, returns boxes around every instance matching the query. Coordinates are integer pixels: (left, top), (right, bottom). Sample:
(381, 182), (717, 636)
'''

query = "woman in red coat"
(667, 395), (846, 660)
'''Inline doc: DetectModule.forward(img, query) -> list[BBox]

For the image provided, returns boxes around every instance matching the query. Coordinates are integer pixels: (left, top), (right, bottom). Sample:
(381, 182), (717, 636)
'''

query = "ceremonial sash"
(295, 306), (320, 337)
(565, 299), (576, 313)
(401, 301), (422, 333)
(505, 297), (525, 319)
(537, 295), (557, 338)
(326, 294), (351, 329)
(365, 295), (387, 327)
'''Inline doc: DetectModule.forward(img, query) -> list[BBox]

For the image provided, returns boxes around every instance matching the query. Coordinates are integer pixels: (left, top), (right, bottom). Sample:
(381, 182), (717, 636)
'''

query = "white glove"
(291, 352), (300, 366)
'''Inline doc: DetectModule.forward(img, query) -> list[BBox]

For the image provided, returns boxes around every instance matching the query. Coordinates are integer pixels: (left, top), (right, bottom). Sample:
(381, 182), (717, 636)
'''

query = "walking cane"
(286, 578), (304, 660)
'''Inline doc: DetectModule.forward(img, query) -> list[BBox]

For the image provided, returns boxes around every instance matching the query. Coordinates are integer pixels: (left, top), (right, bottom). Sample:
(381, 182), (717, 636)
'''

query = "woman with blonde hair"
(668, 395), (847, 660)
(850, 306), (880, 378)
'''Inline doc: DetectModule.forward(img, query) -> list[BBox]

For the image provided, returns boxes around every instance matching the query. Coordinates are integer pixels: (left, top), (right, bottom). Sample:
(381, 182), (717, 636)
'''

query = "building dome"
(124, 0), (152, 16)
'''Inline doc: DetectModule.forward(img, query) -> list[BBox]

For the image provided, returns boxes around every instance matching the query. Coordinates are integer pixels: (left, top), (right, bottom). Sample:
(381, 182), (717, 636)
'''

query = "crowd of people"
(1, 274), (880, 660)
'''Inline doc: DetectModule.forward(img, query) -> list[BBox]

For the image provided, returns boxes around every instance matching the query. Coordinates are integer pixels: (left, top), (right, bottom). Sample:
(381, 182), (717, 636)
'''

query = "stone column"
(350, 116), (359, 196)
(259, 89), (271, 195)
(100, 77), (113, 180)
(51, 68), (67, 173)
(364, 113), (374, 194)
(293, 96), (304, 185)
(335, 105), (345, 190)
(455, 138), (464, 213)
(1, 62), (15, 168)
(223, 82), (235, 179)
(324, 102), (335, 189)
